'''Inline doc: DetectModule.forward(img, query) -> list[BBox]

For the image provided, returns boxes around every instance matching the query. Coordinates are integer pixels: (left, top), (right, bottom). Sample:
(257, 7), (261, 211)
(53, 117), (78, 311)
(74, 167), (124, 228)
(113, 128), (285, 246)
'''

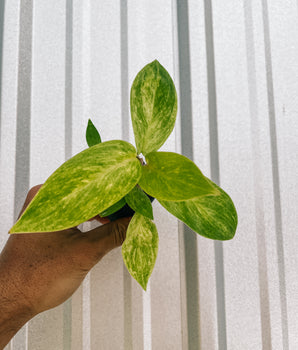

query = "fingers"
(28, 184), (43, 198)
(83, 217), (131, 259)
(18, 184), (43, 219)
(97, 217), (110, 224)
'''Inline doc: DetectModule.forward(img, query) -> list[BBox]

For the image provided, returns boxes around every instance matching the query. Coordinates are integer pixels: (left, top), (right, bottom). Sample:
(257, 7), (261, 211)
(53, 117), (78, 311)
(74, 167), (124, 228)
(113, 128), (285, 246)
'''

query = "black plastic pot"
(107, 192), (155, 221)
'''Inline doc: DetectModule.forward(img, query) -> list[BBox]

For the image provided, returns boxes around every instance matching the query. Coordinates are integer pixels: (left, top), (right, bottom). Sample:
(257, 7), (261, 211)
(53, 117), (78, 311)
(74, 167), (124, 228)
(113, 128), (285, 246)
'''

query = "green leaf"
(10, 140), (142, 233)
(130, 60), (177, 155)
(122, 213), (158, 290)
(125, 186), (153, 220)
(99, 197), (126, 217)
(86, 118), (101, 147)
(138, 151), (218, 201)
(159, 180), (238, 240)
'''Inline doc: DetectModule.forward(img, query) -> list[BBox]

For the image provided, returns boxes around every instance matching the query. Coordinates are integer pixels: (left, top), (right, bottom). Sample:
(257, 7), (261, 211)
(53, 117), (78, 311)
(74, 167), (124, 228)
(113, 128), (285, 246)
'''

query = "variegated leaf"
(122, 212), (158, 290)
(10, 140), (142, 233)
(130, 60), (177, 155)
(139, 151), (218, 201)
(159, 180), (237, 240)
(125, 185), (153, 219)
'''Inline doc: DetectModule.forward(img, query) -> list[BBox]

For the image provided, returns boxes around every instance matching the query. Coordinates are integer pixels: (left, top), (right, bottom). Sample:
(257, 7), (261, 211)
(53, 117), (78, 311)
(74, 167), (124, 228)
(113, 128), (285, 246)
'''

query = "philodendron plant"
(10, 60), (237, 290)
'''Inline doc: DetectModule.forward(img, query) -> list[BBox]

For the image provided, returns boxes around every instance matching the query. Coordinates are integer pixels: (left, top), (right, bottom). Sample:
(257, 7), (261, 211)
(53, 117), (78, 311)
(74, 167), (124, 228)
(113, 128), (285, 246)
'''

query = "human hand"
(0, 185), (130, 348)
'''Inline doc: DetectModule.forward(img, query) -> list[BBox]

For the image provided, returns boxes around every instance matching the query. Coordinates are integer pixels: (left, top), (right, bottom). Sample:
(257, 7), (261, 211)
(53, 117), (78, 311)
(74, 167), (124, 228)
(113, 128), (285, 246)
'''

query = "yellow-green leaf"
(125, 186), (153, 220)
(130, 60), (177, 155)
(10, 140), (142, 233)
(139, 151), (218, 201)
(122, 213), (158, 290)
(159, 180), (237, 240)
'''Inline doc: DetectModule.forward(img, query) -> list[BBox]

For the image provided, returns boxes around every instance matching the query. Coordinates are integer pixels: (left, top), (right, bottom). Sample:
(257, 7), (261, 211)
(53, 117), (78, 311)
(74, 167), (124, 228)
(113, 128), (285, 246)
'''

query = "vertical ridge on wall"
(188, 1), (219, 349)
(120, 1), (135, 349)
(203, 1), (227, 349)
(13, 0), (32, 224)
(176, 1), (199, 349)
(0, 0), (20, 244)
(261, 1), (289, 349)
(171, 1), (189, 349)
(126, 5), (149, 349)
(72, 1), (92, 348)
(1, 1), (22, 349)
(242, 1), (273, 348)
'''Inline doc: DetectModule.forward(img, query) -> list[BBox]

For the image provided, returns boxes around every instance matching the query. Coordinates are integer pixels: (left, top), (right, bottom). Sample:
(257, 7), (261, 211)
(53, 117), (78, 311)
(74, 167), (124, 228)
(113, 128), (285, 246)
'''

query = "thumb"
(18, 184), (43, 219)
(84, 217), (131, 257)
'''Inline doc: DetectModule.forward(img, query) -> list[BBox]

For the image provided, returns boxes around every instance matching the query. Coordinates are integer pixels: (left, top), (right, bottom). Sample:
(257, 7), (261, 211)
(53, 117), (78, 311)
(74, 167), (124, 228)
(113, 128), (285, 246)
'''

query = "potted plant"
(9, 60), (237, 290)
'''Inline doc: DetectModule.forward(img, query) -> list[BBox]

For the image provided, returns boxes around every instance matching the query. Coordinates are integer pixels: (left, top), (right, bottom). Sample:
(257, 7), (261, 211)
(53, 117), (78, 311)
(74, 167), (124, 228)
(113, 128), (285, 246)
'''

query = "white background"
(0, 0), (297, 349)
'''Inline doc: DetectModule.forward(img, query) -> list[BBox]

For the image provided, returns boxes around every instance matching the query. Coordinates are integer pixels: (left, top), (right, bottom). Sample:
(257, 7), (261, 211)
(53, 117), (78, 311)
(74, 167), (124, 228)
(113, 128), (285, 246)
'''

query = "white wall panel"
(0, 0), (297, 349)
(266, 2), (298, 349)
(188, 0), (219, 348)
(71, 1), (90, 349)
(212, 1), (263, 348)
(86, 1), (126, 349)
(0, 0), (19, 244)
(244, 0), (283, 348)
(26, 1), (66, 349)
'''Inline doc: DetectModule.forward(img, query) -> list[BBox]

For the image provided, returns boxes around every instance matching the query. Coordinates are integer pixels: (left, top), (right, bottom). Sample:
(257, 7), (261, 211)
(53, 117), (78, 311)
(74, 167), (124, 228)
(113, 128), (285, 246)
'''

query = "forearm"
(0, 243), (34, 349)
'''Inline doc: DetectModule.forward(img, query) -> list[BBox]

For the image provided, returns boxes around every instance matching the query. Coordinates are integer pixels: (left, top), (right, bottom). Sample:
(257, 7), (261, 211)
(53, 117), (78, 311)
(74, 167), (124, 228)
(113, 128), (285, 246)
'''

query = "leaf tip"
(9, 225), (16, 234)
(9, 220), (25, 234)
(150, 60), (163, 75)
(87, 118), (92, 127)
(140, 280), (148, 291)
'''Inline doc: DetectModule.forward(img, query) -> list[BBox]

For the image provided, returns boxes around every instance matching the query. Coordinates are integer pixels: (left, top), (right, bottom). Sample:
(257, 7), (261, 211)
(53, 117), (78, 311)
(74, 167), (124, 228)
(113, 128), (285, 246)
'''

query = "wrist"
(0, 294), (33, 348)
(0, 245), (35, 348)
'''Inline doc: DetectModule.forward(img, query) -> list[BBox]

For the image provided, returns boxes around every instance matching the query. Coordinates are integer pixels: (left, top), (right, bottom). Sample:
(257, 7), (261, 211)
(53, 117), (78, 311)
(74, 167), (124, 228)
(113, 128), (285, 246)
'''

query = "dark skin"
(0, 185), (131, 349)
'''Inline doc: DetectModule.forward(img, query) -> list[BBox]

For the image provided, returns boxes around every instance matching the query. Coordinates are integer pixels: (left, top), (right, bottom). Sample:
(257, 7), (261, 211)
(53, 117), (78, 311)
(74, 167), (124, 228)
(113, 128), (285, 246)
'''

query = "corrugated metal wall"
(0, 0), (297, 349)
